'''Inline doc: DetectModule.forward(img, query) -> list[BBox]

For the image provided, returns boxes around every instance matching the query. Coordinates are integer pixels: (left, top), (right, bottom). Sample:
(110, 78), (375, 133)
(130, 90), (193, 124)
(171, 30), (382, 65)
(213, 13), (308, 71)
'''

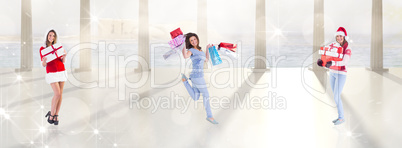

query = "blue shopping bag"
(208, 46), (222, 66)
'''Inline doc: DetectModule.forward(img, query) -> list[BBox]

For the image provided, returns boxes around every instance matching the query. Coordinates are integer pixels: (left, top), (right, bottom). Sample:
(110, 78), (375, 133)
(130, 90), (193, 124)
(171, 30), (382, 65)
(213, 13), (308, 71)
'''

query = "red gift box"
(170, 28), (183, 39)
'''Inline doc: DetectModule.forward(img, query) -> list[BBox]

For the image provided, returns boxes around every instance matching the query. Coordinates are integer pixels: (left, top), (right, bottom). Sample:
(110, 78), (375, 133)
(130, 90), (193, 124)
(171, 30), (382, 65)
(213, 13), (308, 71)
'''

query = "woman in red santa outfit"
(40, 29), (67, 125)
(317, 27), (352, 125)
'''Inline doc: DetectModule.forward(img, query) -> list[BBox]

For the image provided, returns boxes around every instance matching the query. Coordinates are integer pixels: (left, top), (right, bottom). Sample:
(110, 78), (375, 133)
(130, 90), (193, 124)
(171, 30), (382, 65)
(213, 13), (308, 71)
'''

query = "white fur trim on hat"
(335, 31), (346, 37)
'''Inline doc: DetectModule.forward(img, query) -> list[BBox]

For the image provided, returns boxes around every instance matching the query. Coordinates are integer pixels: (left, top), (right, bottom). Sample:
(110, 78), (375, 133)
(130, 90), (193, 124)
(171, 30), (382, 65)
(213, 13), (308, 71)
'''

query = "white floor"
(1, 67), (401, 148)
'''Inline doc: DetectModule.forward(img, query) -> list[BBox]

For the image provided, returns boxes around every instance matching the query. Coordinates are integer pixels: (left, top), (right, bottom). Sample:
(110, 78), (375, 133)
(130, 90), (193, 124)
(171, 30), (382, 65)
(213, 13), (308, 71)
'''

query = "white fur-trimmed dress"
(40, 43), (68, 84)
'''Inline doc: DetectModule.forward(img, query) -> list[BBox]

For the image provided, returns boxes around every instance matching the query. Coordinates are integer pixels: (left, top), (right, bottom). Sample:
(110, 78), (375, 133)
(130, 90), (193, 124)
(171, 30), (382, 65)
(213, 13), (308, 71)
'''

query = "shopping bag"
(218, 42), (237, 52)
(163, 44), (184, 60)
(217, 47), (237, 59)
(168, 35), (185, 49)
(170, 28), (183, 39)
(208, 46), (222, 66)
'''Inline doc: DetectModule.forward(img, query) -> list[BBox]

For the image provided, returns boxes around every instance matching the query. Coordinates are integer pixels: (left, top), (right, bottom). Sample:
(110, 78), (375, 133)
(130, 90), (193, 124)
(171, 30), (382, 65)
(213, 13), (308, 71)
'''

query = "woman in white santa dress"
(40, 29), (68, 125)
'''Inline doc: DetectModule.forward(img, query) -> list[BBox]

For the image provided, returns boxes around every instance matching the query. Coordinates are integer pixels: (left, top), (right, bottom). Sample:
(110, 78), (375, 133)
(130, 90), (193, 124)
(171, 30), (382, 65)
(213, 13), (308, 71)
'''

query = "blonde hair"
(45, 30), (57, 47)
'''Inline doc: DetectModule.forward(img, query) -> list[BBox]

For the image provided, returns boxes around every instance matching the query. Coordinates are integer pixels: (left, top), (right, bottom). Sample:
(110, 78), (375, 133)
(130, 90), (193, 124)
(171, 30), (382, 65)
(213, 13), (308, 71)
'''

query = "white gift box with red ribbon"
(318, 45), (344, 59)
(41, 43), (66, 63)
(319, 42), (344, 66)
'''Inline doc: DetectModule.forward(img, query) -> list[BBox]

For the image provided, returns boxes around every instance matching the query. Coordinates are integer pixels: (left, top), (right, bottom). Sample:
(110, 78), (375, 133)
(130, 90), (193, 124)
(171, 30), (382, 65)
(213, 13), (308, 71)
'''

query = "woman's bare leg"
(50, 82), (61, 120)
(54, 82), (65, 121)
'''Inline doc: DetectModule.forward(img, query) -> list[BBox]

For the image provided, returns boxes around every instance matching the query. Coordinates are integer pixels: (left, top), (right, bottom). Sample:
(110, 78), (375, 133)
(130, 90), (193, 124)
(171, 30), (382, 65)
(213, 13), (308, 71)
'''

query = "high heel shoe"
(45, 111), (54, 124)
(53, 115), (59, 125)
(181, 73), (188, 81)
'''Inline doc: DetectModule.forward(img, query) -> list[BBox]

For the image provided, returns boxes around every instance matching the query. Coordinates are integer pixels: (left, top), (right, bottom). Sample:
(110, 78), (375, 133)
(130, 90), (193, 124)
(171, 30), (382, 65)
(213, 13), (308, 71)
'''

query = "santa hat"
(334, 27), (349, 41)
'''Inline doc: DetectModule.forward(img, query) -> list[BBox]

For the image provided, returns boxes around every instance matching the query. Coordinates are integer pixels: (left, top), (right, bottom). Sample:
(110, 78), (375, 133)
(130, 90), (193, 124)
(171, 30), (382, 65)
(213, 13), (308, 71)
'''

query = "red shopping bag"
(170, 28), (183, 39)
(218, 42), (237, 52)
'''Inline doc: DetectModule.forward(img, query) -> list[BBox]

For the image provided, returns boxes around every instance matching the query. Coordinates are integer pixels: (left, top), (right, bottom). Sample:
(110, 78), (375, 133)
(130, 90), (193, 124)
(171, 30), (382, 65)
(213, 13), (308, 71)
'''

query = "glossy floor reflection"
(0, 68), (401, 148)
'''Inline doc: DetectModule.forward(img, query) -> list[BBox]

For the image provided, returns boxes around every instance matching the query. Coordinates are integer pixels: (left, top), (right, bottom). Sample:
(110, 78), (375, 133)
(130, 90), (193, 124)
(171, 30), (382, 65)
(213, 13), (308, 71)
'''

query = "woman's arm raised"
(182, 46), (192, 59)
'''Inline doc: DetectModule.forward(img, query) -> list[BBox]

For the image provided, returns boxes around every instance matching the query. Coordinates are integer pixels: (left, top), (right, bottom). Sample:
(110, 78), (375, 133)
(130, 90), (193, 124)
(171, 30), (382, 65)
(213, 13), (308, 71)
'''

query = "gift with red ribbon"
(319, 43), (344, 66)
(41, 43), (66, 63)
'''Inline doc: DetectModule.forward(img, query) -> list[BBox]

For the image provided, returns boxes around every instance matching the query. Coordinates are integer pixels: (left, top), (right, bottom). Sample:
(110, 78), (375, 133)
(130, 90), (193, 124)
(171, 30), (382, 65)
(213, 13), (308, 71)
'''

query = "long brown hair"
(45, 30), (58, 47)
(185, 33), (201, 50)
(336, 36), (349, 57)
(337, 36), (348, 50)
